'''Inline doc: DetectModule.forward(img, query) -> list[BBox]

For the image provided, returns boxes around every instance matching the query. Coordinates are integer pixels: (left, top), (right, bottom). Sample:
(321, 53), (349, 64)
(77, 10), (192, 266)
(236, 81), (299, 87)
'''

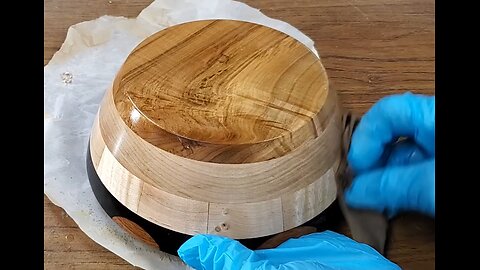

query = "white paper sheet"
(44, 0), (318, 269)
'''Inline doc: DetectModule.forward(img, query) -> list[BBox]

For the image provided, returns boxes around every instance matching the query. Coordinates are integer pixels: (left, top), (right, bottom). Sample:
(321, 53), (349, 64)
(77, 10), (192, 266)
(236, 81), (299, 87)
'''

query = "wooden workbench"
(44, 0), (435, 269)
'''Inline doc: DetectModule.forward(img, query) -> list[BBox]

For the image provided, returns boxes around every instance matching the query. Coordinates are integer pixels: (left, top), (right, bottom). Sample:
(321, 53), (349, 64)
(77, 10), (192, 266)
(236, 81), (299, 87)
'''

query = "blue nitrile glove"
(346, 92), (435, 217)
(178, 230), (400, 270)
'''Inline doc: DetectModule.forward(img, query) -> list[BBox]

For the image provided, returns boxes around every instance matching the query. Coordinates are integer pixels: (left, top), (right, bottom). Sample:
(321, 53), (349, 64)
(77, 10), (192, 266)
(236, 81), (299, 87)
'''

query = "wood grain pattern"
(90, 20), (343, 239)
(113, 20), (335, 164)
(91, 82), (340, 237)
(90, 116), (211, 235)
(112, 217), (160, 249)
(207, 199), (284, 238)
(281, 168), (337, 229)
(97, 85), (341, 203)
(257, 226), (318, 249)
(45, 0), (434, 269)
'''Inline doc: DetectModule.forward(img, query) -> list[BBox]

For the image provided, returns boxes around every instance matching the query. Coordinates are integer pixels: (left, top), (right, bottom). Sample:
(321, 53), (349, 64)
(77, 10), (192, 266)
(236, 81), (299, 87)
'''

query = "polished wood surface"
(90, 19), (342, 239)
(45, 0), (434, 269)
(113, 20), (335, 163)
(93, 65), (339, 238)
(112, 217), (160, 249)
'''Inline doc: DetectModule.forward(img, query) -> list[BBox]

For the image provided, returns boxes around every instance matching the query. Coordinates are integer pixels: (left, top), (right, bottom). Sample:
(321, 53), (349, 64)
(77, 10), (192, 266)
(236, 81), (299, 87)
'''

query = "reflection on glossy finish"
(129, 107), (141, 125)
(111, 20), (339, 164)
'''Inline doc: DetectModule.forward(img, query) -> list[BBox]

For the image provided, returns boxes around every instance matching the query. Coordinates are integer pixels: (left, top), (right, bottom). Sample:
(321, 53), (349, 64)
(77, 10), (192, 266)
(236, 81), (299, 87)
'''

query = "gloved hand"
(178, 230), (400, 270)
(177, 92), (433, 270)
(346, 92), (435, 217)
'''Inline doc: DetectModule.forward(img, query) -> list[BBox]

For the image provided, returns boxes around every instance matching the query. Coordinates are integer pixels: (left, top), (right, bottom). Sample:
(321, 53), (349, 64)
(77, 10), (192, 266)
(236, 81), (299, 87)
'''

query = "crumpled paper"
(44, 0), (319, 269)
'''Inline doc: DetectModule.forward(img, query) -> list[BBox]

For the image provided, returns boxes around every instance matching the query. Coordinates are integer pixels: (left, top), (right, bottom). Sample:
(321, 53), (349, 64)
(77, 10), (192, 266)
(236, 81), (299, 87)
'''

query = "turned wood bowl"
(87, 19), (344, 255)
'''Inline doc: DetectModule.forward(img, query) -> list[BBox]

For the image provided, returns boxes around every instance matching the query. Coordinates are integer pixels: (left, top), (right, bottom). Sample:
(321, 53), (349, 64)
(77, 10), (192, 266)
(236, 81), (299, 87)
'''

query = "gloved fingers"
(345, 159), (435, 217)
(386, 139), (429, 166)
(348, 92), (435, 172)
(365, 139), (430, 170)
(275, 261), (336, 270)
(178, 231), (401, 270)
(259, 231), (400, 270)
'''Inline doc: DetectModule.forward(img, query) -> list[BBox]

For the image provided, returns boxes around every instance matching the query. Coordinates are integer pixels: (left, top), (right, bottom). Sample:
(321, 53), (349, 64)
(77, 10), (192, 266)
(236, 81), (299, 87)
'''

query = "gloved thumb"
(345, 159), (435, 217)
(178, 234), (259, 270)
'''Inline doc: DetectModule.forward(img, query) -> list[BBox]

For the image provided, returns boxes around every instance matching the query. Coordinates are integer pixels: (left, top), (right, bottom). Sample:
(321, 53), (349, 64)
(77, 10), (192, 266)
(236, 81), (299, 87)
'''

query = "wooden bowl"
(87, 20), (343, 254)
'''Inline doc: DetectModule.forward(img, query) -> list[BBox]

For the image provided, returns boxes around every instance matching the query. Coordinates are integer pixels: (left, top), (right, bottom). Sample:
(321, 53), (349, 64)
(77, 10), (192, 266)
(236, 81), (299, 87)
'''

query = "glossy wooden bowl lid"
(112, 20), (334, 164)
(90, 20), (342, 239)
